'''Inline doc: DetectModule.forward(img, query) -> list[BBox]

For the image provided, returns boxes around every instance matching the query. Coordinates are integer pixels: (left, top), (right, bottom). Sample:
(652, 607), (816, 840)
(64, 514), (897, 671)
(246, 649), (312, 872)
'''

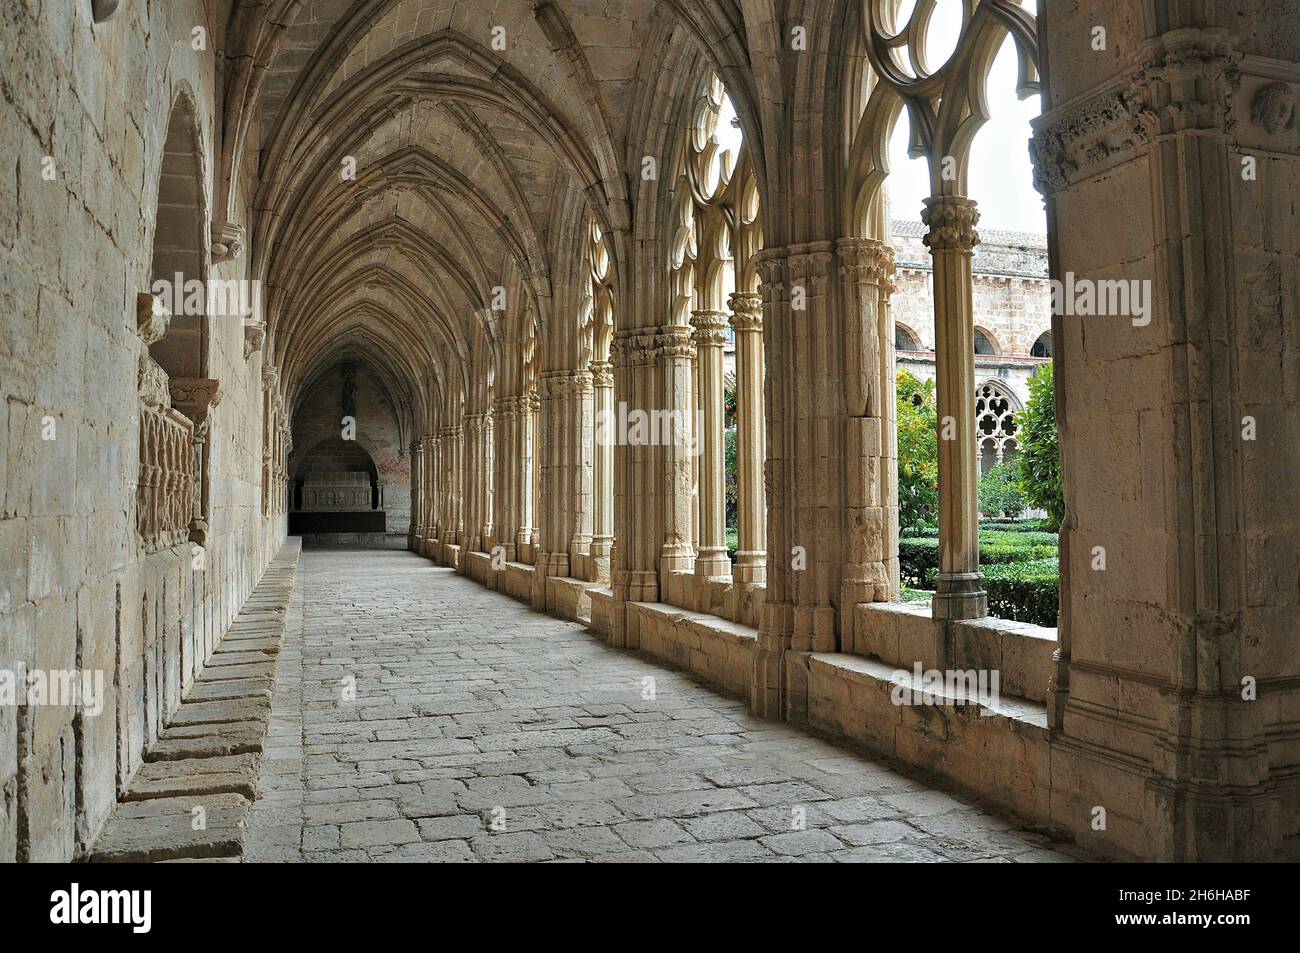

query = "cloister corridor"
(242, 545), (1074, 863)
(3, 0), (1297, 876)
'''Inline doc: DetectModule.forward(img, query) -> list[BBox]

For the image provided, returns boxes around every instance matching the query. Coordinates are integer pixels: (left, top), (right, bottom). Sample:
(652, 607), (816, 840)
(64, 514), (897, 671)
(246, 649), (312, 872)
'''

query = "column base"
(931, 571), (988, 620)
(694, 547), (731, 578)
(731, 552), (766, 585)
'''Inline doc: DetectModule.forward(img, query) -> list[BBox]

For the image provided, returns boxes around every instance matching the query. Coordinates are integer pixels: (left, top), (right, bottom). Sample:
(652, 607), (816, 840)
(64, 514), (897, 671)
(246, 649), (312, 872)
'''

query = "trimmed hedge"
(898, 531), (1060, 627)
(982, 559), (1059, 627)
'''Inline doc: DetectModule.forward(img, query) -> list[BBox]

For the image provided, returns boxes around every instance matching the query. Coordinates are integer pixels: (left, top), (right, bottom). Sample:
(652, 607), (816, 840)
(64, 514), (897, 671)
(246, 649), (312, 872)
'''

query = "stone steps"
(89, 540), (301, 863)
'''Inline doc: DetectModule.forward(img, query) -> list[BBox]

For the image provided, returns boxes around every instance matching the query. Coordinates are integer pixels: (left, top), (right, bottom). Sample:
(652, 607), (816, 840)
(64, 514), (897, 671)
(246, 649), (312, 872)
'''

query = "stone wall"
(0, 1), (283, 860)
(288, 365), (411, 533)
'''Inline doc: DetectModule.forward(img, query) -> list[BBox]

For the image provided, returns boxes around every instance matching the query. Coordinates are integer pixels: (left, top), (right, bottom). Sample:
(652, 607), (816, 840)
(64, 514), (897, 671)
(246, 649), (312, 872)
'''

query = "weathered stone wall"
(288, 367), (412, 533)
(0, 1), (282, 861)
(892, 222), (1052, 407)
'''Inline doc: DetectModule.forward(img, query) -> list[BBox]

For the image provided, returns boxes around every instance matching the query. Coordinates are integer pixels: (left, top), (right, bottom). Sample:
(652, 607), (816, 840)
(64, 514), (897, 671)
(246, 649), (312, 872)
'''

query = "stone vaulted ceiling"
(225, 0), (669, 429)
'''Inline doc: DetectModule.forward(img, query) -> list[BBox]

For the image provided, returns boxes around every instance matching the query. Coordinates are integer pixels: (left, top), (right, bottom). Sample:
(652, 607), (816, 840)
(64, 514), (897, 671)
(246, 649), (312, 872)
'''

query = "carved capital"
(210, 222), (245, 264)
(589, 361), (615, 387)
(689, 310), (730, 347)
(921, 196), (980, 252)
(837, 237), (897, 291)
(611, 327), (658, 368)
(654, 326), (696, 361)
(1128, 28), (1242, 137)
(728, 292), (763, 332)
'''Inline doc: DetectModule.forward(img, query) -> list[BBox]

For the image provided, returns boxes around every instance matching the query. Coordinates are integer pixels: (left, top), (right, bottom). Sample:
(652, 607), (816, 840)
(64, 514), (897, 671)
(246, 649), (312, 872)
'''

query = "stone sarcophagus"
(301, 471), (373, 511)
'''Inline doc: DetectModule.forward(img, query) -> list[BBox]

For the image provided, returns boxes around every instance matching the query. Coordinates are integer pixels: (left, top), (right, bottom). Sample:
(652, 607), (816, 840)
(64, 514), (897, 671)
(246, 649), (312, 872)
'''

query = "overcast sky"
(885, 1), (1046, 235)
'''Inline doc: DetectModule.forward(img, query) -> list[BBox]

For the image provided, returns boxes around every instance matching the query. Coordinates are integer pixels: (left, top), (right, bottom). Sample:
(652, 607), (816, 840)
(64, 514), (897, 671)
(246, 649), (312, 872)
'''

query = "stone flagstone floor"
(245, 546), (1081, 863)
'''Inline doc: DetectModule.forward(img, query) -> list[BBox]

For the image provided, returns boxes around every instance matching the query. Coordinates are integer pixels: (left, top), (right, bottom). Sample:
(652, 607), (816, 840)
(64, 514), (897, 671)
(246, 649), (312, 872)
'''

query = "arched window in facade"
(976, 380), (1022, 474)
(1031, 330), (1052, 358)
(974, 327), (999, 355)
(895, 323), (920, 352)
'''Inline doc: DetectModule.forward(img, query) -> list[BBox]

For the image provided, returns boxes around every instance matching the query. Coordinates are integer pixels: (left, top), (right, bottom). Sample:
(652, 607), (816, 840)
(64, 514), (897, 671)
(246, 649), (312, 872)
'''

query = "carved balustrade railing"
(137, 352), (196, 552)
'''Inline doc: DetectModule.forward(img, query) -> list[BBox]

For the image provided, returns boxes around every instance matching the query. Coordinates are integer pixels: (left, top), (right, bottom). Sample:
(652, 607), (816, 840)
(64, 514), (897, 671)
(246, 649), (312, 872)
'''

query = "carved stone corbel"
(137, 292), (171, 345)
(243, 321), (266, 359)
(211, 222), (246, 264)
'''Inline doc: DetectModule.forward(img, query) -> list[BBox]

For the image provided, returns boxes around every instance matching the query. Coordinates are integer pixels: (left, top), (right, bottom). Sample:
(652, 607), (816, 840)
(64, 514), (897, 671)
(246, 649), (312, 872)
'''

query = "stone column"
(522, 390), (538, 560)
(728, 293), (766, 585)
(1031, 14), (1299, 860)
(463, 413), (490, 553)
(590, 361), (615, 583)
(690, 310), (731, 577)
(422, 433), (437, 552)
(922, 195), (987, 621)
(656, 325), (696, 577)
(408, 440), (422, 549)
(609, 328), (661, 648)
(836, 238), (899, 652)
(491, 396), (523, 562)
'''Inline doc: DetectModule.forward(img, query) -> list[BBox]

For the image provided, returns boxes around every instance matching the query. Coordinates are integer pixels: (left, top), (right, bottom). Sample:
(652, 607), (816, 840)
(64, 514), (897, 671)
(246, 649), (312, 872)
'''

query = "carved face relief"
(1250, 82), (1296, 135)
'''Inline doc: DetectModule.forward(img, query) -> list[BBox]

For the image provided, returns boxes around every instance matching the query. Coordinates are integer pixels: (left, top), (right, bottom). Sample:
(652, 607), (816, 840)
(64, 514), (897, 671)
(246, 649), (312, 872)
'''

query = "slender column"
(836, 238), (899, 652)
(690, 310), (731, 577)
(923, 196), (987, 621)
(534, 373), (571, 586)
(408, 440), (422, 549)
(481, 412), (494, 550)
(570, 371), (594, 580)
(590, 361), (615, 583)
(522, 390), (538, 560)
(728, 293), (766, 585)
(657, 326), (696, 577)
(491, 397), (523, 562)
(609, 328), (661, 647)
(422, 433), (436, 551)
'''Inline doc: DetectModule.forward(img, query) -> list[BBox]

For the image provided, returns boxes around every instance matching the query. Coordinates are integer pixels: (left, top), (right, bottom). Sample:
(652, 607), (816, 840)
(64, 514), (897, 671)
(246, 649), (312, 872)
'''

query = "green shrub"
(1017, 364), (1064, 529)
(897, 371), (939, 533)
(898, 533), (1060, 618)
(979, 460), (1027, 517)
(982, 558), (1059, 627)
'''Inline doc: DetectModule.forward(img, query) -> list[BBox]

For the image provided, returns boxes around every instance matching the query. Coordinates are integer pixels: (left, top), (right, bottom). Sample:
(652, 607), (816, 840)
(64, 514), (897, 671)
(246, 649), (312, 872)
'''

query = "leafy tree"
(723, 381), (738, 535)
(979, 460), (1027, 517)
(896, 370), (939, 532)
(1016, 363), (1064, 530)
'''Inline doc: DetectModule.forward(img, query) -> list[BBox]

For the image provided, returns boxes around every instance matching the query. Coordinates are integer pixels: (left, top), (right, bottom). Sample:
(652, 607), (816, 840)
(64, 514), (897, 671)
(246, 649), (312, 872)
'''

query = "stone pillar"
(1031, 12), (1299, 860)
(751, 251), (791, 718)
(407, 440), (422, 549)
(491, 396), (524, 562)
(438, 424), (462, 547)
(728, 293), (766, 585)
(422, 433), (436, 551)
(609, 328), (661, 648)
(534, 373), (568, 590)
(690, 310), (731, 577)
(922, 195), (987, 622)
(836, 238), (899, 652)
(463, 413), (490, 554)
(522, 390), (538, 560)
(656, 325), (696, 578)
(590, 361), (615, 583)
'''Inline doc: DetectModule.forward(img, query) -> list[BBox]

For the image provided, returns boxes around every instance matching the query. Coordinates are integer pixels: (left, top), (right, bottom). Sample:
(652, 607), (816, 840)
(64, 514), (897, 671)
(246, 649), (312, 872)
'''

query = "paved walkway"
(245, 547), (1078, 863)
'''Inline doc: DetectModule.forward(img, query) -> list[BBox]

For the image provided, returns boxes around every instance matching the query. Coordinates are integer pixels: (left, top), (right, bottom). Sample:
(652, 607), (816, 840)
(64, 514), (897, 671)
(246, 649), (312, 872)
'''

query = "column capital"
(655, 326), (696, 360)
(689, 309), (730, 346)
(589, 360), (615, 386)
(836, 237), (897, 291)
(611, 327), (659, 368)
(728, 292), (763, 332)
(921, 195), (981, 252)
